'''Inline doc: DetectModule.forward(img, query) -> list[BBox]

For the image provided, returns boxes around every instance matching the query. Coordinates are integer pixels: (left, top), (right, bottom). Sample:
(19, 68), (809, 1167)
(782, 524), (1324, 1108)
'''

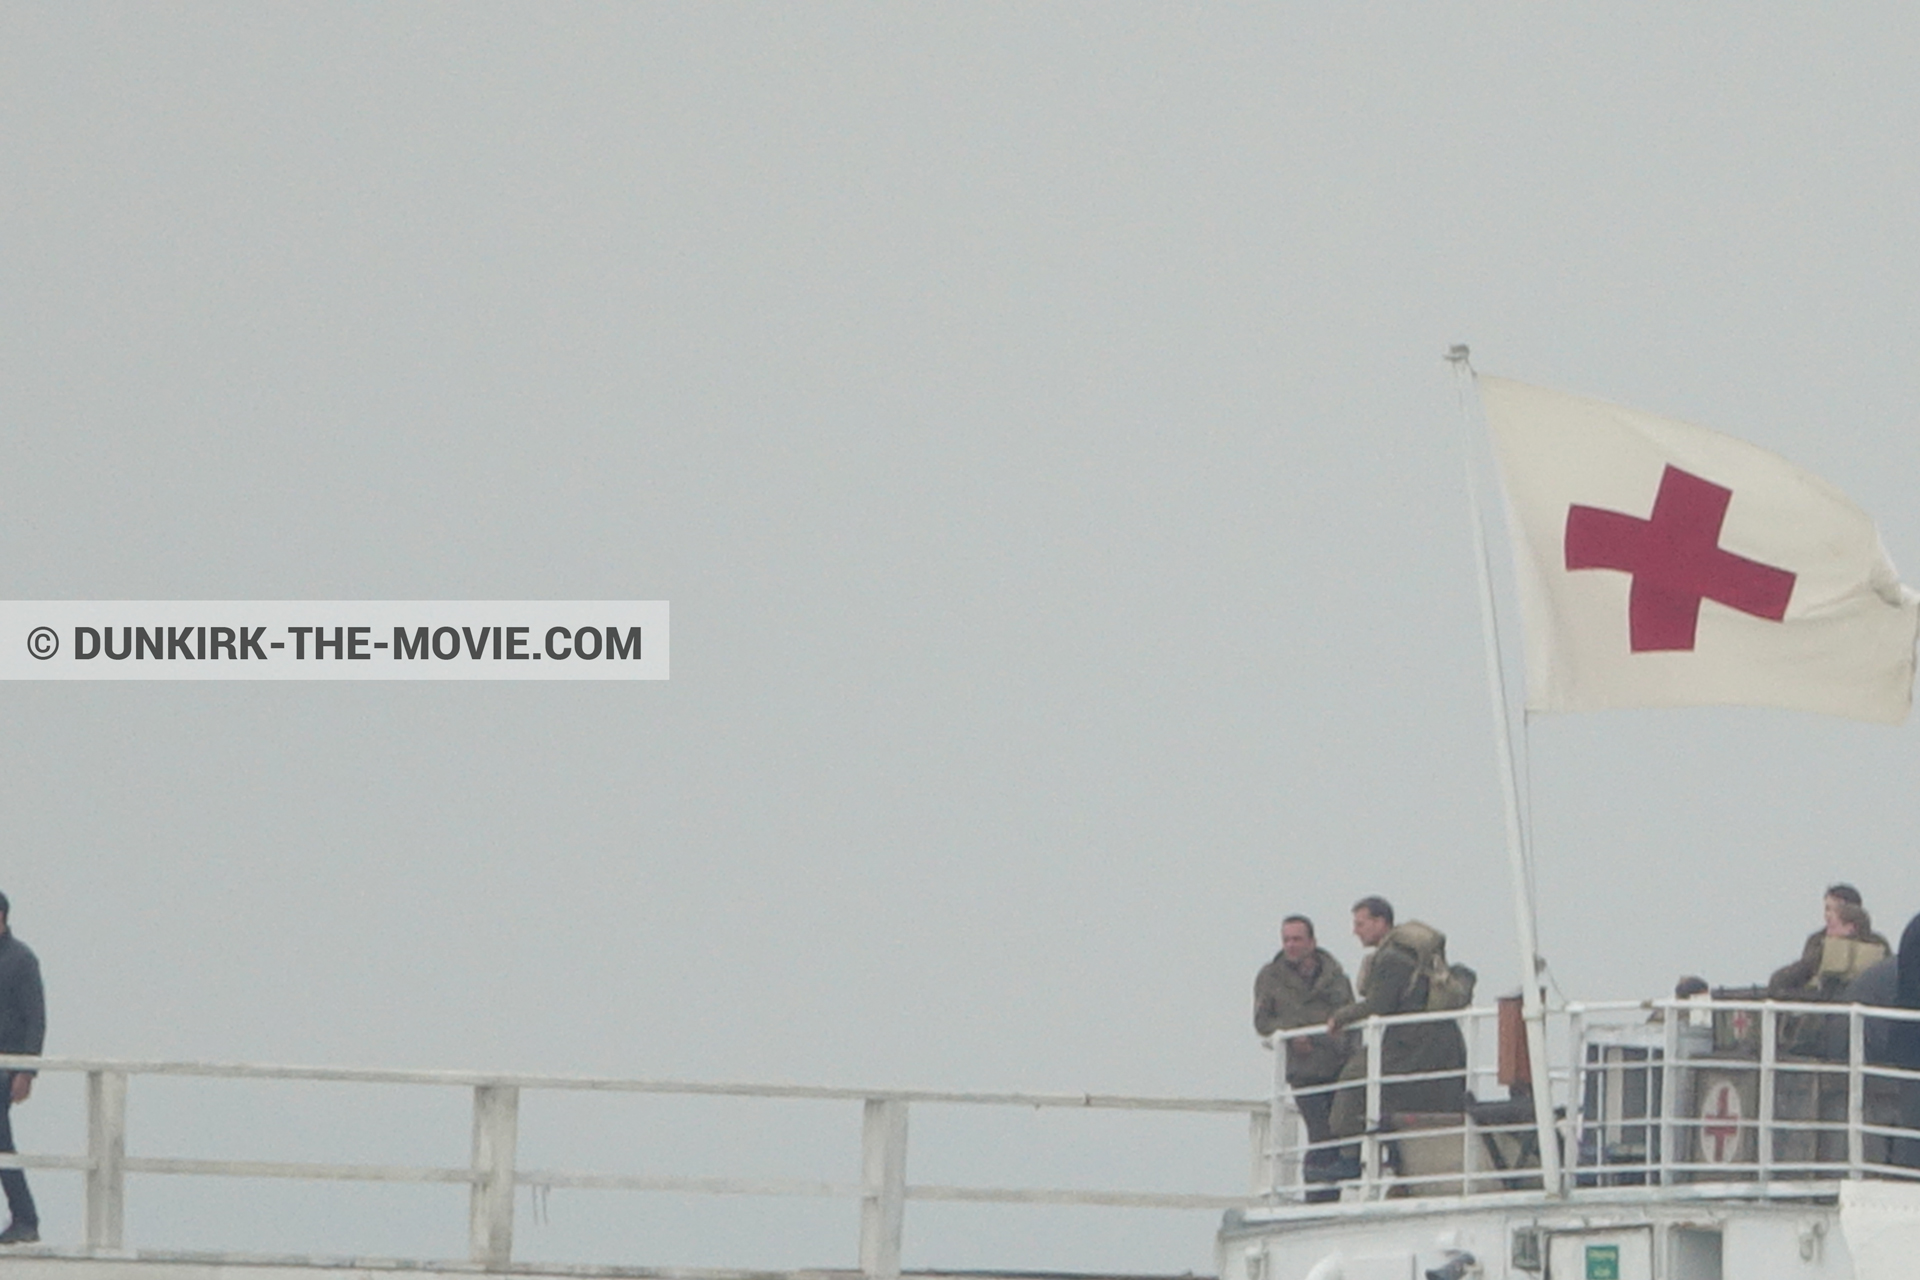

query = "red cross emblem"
(1564, 465), (1797, 652)
(1699, 1079), (1743, 1164)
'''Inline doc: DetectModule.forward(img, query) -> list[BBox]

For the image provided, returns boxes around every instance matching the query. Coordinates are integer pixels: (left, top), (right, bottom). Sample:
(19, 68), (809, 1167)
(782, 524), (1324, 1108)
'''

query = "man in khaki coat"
(1325, 896), (1468, 1139)
(1253, 915), (1353, 1146)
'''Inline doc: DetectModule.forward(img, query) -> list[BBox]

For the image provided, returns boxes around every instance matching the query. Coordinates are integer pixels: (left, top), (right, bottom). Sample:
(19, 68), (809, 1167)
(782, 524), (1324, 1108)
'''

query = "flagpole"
(1446, 345), (1564, 1196)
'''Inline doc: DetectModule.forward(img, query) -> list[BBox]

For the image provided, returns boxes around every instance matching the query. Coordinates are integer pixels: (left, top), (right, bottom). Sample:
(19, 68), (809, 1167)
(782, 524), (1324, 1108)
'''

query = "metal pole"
(859, 1097), (908, 1280)
(1269, 1040), (1296, 1198)
(1249, 1107), (1274, 1199)
(1448, 347), (1564, 1196)
(469, 1083), (519, 1268)
(1660, 1005), (1680, 1185)
(1849, 1006), (1866, 1177)
(1759, 1011), (1777, 1184)
(1566, 1007), (1587, 1184)
(1362, 1019), (1383, 1197)
(85, 1069), (127, 1253)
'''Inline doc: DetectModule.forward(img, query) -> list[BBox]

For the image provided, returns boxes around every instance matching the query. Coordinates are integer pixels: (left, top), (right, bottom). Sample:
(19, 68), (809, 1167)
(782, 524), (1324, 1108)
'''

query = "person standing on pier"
(0, 893), (44, 1245)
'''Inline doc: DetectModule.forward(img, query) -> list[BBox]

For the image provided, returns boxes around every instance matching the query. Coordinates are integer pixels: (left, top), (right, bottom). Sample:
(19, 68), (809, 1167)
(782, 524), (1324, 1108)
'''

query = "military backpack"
(1385, 920), (1477, 1012)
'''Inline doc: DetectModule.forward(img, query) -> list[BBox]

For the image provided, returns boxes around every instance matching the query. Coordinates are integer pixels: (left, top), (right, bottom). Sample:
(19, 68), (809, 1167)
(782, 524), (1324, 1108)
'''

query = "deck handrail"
(0, 1053), (1265, 1276)
(1262, 995), (1920, 1209)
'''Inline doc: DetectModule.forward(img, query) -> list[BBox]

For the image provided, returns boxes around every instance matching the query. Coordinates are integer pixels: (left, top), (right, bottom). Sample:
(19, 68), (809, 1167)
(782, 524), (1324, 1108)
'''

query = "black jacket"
(0, 932), (46, 1059)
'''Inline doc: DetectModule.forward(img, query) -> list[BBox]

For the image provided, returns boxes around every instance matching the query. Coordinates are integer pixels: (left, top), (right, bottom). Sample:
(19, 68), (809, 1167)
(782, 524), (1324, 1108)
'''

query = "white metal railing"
(0, 1054), (1264, 1275)
(1261, 996), (1920, 1207)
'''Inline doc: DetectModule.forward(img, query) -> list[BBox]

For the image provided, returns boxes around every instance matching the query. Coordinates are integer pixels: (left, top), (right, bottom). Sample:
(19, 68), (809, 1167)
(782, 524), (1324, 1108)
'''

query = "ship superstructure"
(1225, 992), (1920, 1279)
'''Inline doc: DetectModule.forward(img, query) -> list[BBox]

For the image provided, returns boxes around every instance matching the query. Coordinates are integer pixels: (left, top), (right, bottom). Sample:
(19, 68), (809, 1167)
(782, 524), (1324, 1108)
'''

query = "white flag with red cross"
(1480, 376), (1920, 724)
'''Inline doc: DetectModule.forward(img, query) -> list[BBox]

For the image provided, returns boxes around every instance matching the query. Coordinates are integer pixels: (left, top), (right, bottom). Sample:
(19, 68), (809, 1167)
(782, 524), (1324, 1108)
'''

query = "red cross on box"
(1700, 1081), (1742, 1164)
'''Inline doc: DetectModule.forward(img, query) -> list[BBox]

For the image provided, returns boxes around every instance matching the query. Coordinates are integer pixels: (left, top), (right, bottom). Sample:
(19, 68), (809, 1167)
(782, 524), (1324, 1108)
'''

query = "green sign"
(1585, 1244), (1620, 1280)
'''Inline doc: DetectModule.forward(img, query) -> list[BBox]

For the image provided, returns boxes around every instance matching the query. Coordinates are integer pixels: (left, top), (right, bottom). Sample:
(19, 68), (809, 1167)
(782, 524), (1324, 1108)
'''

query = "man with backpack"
(1325, 896), (1470, 1139)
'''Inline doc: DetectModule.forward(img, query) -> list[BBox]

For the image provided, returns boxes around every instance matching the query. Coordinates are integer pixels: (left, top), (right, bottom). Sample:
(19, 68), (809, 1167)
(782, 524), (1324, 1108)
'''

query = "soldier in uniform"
(1326, 896), (1468, 1139)
(1768, 884), (1892, 1002)
(1253, 915), (1353, 1149)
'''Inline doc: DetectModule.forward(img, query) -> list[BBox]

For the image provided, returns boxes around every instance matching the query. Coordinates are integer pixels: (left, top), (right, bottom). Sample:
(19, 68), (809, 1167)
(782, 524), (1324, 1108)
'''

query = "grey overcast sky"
(6, 3), (1920, 1272)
